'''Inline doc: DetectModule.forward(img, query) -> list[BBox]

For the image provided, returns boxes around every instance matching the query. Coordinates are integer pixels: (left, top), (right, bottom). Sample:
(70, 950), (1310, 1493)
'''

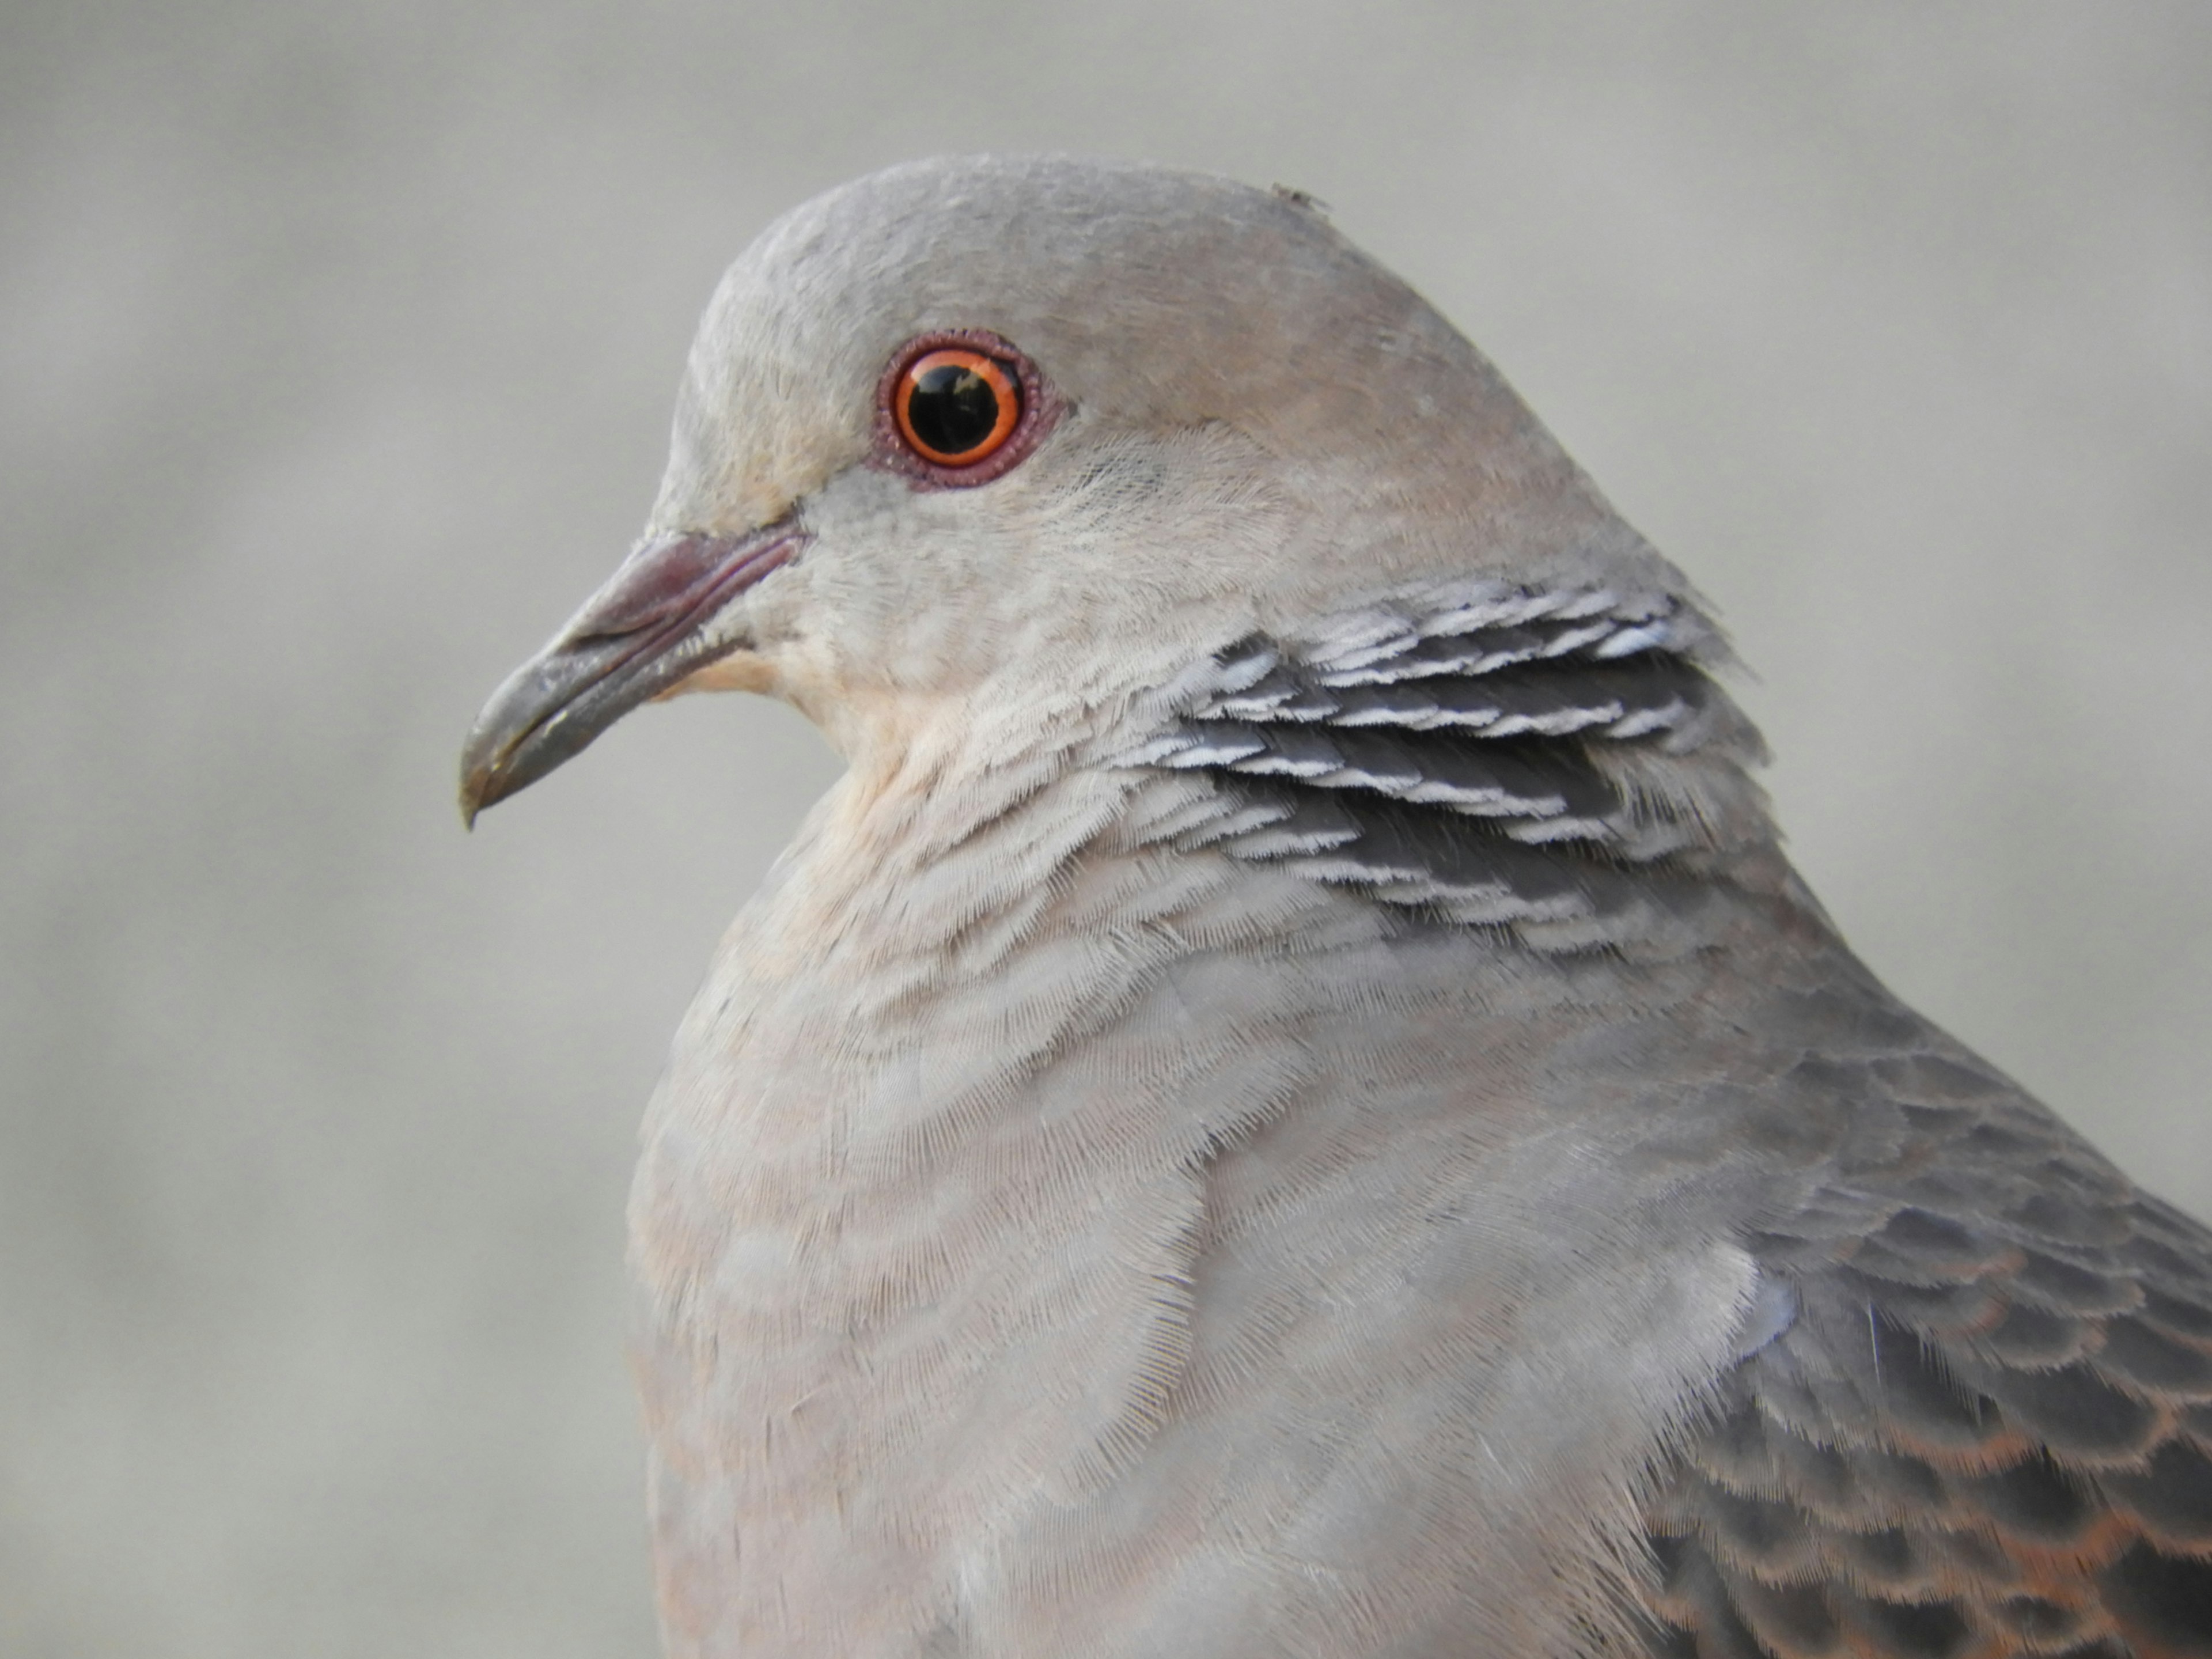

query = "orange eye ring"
(892, 347), (1022, 466)
(873, 330), (1059, 488)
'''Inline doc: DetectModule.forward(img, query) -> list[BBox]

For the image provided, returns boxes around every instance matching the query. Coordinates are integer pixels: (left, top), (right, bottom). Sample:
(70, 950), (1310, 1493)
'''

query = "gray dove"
(459, 156), (2212, 1659)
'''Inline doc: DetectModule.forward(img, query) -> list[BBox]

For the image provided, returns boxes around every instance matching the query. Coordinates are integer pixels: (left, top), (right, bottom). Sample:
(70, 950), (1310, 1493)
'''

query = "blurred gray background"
(3, 3), (2207, 1654)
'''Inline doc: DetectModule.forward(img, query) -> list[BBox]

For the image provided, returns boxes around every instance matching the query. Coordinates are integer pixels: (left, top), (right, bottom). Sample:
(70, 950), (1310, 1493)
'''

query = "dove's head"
(461, 155), (1695, 819)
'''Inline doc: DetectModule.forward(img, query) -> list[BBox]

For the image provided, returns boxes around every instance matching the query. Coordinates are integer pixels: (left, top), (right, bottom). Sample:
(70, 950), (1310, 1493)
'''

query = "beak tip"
(457, 749), (502, 831)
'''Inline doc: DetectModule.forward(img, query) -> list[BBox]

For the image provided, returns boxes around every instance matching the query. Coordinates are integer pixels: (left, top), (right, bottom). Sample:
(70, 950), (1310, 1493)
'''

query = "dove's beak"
(459, 522), (805, 824)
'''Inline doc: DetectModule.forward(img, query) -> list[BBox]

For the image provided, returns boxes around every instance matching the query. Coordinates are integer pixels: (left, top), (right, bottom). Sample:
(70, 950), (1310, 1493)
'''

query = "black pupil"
(907, 363), (1008, 457)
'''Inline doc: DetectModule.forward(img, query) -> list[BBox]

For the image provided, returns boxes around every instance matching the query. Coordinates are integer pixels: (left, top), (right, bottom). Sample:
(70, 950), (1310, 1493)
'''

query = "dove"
(459, 156), (2212, 1659)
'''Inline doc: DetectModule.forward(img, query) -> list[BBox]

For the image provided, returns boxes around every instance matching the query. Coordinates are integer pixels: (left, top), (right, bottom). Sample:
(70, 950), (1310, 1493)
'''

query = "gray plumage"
(460, 156), (2212, 1659)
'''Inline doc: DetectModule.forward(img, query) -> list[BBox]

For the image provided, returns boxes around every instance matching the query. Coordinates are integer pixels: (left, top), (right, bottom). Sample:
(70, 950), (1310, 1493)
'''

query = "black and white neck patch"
(1123, 584), (1770, 950)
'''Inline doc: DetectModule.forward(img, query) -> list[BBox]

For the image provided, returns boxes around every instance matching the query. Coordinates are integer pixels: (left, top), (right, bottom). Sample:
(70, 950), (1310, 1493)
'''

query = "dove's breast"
(623, 757), (1808, 1659)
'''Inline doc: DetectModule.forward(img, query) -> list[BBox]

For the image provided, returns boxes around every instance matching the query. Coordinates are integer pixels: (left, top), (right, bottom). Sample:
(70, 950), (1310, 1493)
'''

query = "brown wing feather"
(1641, 1058), (2212, 1659)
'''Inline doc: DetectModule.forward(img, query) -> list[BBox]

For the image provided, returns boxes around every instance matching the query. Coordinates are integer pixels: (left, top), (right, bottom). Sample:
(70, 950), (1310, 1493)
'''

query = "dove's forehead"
(654, 154), (1467, 531)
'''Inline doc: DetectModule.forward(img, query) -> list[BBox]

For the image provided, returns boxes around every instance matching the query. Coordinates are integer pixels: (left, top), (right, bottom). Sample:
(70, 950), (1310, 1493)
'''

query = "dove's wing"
(1643, 1062), (2212, 1659)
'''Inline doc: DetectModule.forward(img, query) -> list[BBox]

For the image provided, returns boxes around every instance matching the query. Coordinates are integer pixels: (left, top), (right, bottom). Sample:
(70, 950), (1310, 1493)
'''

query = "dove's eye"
(876, 331), (1054, 487)
(895, 349), (1020, 465)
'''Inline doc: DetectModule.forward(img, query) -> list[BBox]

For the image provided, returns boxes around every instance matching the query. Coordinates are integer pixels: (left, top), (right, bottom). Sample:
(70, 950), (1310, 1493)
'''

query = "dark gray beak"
(458, 522), (805, 824)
